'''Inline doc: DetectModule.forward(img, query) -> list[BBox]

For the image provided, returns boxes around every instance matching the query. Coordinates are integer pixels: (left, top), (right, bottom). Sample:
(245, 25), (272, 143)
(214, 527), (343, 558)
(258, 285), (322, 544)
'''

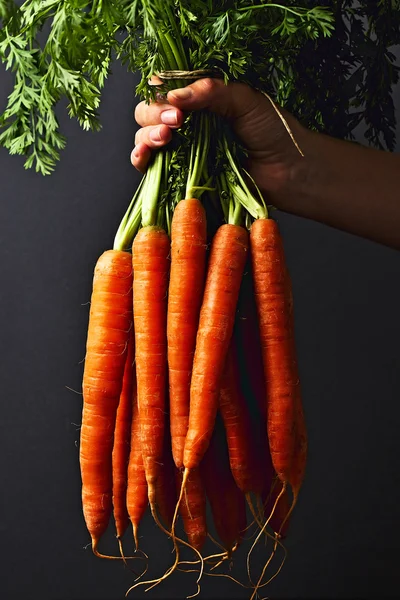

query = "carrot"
(201, 419), (247, 555)
(167, 198), (207, 468)
(235, 260), (267, 421)
(250, 218), (300, 487)
(80, 249), (133, 553)
(284, 268), (308, 501)
(132, 226), (170, 510)
(112, 330), (134, 540)
(175, 467), (207, 552)
(126, 364), (148, 551)
(183, 224), (249, 471)
(219, 341), (263, 495)
(155, 413), (178, 530)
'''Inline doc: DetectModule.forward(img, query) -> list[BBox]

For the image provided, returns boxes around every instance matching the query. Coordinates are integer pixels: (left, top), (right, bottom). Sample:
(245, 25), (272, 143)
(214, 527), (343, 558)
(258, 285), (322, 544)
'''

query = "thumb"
(167, 78), (266, 121)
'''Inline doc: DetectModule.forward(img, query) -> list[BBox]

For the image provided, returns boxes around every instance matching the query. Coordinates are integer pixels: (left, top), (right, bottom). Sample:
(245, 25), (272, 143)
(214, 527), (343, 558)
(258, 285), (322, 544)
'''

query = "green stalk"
(141, 150), (165, 227)
(113, 176), (145, 251)
(223, 136), (268, 219)
(185, 112), (211, 199)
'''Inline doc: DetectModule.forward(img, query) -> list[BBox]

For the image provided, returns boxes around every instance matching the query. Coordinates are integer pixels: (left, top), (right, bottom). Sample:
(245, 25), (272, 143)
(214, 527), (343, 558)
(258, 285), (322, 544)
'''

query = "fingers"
(132, 125), (172, 172)
(134, 124), (172, 147)
(167, 78), (263, 121)
(135, 100), (184, 128)
(131, 142), (151, 173)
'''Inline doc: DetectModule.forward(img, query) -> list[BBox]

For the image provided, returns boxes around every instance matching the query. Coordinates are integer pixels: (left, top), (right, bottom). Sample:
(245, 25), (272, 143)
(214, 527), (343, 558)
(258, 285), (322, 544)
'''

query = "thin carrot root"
(117, 537), (149, 580)
(126, 478), (204, 598)
(92, 541), (147, 561)
(246, 485), (286, 586)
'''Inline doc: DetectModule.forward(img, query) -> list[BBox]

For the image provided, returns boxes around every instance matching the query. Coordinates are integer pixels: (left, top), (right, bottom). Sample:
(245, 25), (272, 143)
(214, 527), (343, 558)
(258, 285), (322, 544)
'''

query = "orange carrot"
(175, 467), (207, 552)
(126, 368), (148, 551)
(80, 250), (133, 553)
(112, 330), (134, 540)
(201, 420), (247, 554)
(284, 268), (308, 501)
(155, 413), (178, 530)
(183, 224), (249, 470)
(250, 219), (299, 486)
(167, 199), (207, 468)
(132, 226), (170, 510)
(219, 341), (263, 495)
(235, 260), (267, 421)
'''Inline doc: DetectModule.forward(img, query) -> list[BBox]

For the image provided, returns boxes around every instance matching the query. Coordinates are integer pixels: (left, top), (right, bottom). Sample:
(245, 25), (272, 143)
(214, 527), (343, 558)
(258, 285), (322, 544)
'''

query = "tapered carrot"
(112, 330), (134, 540)
(250, 218), (306, 507)
(126, 363), (148, 551)
(284, 268), (308, 501)
(132, 226), (170, 511)
(175, 467), (207, 551)
(167, 199), (207, 468)
(80, 250), (133, 553)
(219, 341), (263, 495)
(235, 260), (267, 421)
(183, 224), (249, 471)
(155, 413), (178, 530)
(201, 419), (247, 555)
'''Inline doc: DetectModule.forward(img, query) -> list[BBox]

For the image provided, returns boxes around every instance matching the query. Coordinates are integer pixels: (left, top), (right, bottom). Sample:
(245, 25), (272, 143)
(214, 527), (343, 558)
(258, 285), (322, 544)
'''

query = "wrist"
(262, 122), (314, 212)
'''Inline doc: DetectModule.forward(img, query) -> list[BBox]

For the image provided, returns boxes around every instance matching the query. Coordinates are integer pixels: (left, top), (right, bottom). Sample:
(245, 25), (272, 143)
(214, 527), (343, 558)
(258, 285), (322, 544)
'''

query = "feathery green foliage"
(0, 1), (399, 174)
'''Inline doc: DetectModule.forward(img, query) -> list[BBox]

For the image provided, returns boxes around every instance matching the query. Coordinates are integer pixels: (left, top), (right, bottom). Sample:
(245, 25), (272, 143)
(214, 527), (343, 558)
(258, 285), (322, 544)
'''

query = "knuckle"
(134, 101), (146, 124)
(197, 77), (217, 95)
(134, 129), (143, 145)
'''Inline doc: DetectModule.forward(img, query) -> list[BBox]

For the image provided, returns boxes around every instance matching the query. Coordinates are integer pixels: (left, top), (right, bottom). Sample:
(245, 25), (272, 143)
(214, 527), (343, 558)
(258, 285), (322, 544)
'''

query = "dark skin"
(132, 78), (400, 250)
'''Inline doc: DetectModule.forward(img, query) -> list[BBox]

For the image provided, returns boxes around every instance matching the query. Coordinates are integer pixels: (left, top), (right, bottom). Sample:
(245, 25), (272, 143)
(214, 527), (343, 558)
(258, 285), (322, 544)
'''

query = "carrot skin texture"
(184, 224), (249, 469)
(80, 250), (133, 547)
(112, 332), (134, 538)
(132, 226), (170, 499)
(250, 219), (299, 484)
(201, 422), (247, 553)
(175, 467), (207, 551)
(126, 370), (148, 548)
(167, 199), (207, 468)
(219, 342), (263, 494)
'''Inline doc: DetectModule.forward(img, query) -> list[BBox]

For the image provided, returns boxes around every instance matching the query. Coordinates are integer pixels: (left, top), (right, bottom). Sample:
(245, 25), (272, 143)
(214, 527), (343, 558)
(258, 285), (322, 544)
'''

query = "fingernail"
(161, 109), (178, 125)
(170, 87), (192, 100)
(150, 127), (162, 142)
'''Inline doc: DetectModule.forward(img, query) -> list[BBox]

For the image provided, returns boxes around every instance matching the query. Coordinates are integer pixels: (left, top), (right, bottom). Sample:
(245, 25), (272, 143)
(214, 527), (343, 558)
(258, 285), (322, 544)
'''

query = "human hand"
(132, 78), (306, 197)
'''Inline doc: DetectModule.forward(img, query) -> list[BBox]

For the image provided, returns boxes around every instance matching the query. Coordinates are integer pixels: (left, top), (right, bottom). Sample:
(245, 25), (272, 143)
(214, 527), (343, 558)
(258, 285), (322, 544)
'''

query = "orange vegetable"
(201, 420), (247, 554)
(183, 224), (249, 471)
(80, 250), (133, 553)
(132, 226), (170, 511)
(112, 331), (134, 540)
(167, 198), (207, 468)
(219, 341), (263, 495)
(175, 467), (207, 551)
(250, 218), (306, 516)
(126, 365), (148, 551)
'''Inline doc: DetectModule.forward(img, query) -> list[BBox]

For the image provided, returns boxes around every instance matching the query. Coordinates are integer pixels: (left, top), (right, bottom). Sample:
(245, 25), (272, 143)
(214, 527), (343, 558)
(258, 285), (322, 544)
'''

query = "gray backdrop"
(1, 48), (400, 600)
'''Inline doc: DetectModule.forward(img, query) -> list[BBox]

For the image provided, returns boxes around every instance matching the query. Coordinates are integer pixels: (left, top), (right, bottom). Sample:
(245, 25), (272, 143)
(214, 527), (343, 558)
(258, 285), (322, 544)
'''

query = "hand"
(132, 78), (306, 197)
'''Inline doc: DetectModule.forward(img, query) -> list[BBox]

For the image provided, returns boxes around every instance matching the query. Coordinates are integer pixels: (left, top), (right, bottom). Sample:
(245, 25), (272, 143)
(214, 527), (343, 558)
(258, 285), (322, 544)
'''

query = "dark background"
(1, 52), (400, 599)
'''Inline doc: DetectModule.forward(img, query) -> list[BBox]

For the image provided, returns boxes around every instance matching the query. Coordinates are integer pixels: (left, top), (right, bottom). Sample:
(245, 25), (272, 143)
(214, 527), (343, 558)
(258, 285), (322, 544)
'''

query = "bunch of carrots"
(79, 127), (307, 595)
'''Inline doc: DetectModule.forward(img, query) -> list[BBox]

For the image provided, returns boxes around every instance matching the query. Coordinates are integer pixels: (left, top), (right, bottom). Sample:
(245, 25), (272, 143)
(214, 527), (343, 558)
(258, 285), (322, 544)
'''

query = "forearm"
(270, 125), (400, 249)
